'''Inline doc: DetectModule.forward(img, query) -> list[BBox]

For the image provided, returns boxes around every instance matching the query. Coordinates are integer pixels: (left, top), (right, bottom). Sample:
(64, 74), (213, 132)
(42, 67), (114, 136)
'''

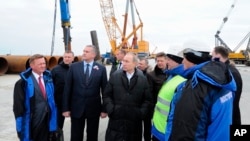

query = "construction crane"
(229, 32), (250, 65)
(149, 46), (158, 58)
(99, 0), (149, 58)
(215, 0), (236, 52)
(51, 0), (72, 54)
(214, 0), (250, 65)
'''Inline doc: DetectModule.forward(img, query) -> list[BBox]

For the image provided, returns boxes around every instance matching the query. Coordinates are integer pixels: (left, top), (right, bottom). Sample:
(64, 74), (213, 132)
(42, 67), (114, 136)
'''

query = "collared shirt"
(118, 62), (123, 69)
(32, 71), (45, 86)
(126, 71), (135, 83)
(83, 61), (94, 75)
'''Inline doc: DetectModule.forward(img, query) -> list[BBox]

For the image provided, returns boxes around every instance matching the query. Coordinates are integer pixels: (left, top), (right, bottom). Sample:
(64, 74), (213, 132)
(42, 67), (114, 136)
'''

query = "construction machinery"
(215, 0), (250, 65)
(99, 0), (149, 59)
(149, 46), (158, 59)
(227, 32), (250, 65)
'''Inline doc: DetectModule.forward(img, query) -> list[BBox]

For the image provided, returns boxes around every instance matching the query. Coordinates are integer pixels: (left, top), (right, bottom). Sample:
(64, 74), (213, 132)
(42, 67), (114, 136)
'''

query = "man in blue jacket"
(13, 54), (57, 141)
(166, 48), (236, 141)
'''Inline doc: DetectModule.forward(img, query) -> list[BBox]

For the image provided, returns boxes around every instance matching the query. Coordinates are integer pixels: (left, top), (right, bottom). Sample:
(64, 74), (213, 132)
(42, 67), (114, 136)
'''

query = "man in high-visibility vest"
(151, 53), (185, 141)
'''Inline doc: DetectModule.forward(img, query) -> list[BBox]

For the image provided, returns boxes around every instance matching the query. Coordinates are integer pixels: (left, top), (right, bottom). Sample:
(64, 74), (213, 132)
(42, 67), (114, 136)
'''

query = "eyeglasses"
(183, 48), (203, 57)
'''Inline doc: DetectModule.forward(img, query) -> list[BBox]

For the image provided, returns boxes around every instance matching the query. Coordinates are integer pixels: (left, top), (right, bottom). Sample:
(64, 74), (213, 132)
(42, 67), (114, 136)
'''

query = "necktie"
(119, 62), (122, 69)
(85, 64), (90, 84)
(38, 76), (46, 99)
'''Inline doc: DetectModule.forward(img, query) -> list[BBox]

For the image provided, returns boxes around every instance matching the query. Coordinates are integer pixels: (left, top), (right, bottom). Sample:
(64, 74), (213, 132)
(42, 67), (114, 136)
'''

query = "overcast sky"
(0, 0), (249, 56)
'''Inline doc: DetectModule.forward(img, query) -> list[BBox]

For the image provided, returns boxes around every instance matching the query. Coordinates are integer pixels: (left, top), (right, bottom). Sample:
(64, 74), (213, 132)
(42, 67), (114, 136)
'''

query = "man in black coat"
(62, 45), (108, 141)
(109, 49), (126, 76)
(212, 46), (243, 125)
(148, 52), (168, 105)
(103, 52), (152, 141)
(51, 50), (74, 130)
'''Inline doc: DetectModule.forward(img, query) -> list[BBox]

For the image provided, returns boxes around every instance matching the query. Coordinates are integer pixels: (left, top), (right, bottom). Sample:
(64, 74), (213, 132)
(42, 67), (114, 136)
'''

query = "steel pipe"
(77, 55), (82, 62)
(45, 56), (57, 70)
(0, 56), (8, 75)
(3, 55), (30, 74)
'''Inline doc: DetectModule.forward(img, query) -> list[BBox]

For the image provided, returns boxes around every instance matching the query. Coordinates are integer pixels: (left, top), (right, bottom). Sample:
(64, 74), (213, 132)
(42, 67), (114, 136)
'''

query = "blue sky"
(0, 0), (249, 56)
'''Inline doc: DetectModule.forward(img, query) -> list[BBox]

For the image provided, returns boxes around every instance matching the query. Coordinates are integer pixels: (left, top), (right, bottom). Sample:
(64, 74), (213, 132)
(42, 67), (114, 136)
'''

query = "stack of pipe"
(0, 55), (64, 75)
(0, 56), (8, 75)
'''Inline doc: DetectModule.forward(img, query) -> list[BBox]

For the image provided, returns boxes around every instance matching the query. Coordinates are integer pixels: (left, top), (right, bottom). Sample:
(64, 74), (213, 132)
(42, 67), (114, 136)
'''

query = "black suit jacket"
(62, 61), (108, 118)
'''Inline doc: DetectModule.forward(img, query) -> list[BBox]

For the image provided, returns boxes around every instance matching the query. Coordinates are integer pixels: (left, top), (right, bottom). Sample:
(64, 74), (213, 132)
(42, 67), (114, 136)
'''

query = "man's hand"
(62, 111), (70, 117)
(100, 112), (107, 118)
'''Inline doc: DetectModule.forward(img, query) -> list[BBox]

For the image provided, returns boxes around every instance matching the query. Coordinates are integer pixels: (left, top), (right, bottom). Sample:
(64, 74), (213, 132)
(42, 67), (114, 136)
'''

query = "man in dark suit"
(62, 45), (108, 141)
(13, 54), (57, 141)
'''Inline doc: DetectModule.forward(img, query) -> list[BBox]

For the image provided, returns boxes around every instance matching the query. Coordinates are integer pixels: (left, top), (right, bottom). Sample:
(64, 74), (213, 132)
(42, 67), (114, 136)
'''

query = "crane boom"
(215, 0), (237, 52)
(99, 0), (117, 53)
(99, 0), (149, 57)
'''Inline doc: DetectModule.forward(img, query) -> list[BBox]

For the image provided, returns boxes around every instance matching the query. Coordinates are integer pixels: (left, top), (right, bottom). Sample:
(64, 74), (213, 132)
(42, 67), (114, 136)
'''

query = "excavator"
(99, 0), (149, 59)
(215, 0), (250, 65)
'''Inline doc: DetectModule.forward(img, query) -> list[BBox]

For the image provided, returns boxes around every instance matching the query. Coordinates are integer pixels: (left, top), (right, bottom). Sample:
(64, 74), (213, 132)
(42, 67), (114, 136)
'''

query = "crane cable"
(50, 0), (57, 56)
(132, 0), (142, 23)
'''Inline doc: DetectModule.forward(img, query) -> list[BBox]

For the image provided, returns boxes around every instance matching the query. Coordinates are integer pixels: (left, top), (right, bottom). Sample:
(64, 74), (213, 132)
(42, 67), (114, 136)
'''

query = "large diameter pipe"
(77, 55), (82, 62)
(45, 56), (57, 70)
(54, 55), (63, 64)
(3, 55), (30, 74)
(0, 56), (8, 75)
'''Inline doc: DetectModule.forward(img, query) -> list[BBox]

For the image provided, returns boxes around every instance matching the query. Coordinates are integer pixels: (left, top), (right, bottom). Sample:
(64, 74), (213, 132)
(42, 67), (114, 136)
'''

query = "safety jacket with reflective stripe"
(152, 75), (186, 140)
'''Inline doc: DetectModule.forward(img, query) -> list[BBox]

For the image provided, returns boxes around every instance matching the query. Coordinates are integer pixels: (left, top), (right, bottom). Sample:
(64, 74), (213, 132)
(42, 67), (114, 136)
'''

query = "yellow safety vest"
(152, 75), (186, 133)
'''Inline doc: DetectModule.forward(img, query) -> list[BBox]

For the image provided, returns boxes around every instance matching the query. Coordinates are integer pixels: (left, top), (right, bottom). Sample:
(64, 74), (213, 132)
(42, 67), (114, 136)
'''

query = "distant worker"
(62, 45), (108, 141)
(148, 52), (168, 105)
(137, 57), (153, 141)
(103, 52), (152, 141)
(109, 49), (126, 76)
(148, 52), (168, 141)
(13, 54), (57, 141)
(137, 57), (152, 75)
(212, 46), (243, 125)
(152, 53), (184, 141)
(51, 50), (74, 138)
(166, 48), (236, 141)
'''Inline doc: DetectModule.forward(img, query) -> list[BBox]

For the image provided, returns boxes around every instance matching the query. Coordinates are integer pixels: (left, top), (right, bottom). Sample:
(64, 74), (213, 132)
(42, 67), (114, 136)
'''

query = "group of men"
(13, 44), (242, 141)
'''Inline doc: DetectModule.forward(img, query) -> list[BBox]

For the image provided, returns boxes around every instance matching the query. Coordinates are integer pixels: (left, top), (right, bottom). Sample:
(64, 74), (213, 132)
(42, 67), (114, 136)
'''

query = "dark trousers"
(70, 115), (100, 141)
(143, 117), (152, 141)
(57, 108), (65, 129)
(32, 114), (49, 141)
(233, 97), (241, 125)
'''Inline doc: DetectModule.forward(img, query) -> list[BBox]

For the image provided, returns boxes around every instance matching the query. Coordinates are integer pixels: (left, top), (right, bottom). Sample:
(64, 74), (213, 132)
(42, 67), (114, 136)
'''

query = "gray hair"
(126, 52), (139, 63)
(139, 57), (149, 65)
(86, 45), (97, 55)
